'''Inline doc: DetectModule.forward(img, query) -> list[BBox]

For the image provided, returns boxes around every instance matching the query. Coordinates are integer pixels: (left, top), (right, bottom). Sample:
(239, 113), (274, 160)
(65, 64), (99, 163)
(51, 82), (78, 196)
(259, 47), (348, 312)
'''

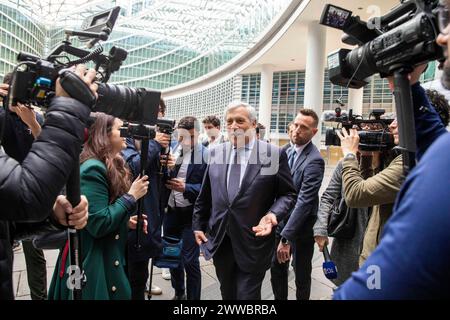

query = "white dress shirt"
(169, 146), (192, 208)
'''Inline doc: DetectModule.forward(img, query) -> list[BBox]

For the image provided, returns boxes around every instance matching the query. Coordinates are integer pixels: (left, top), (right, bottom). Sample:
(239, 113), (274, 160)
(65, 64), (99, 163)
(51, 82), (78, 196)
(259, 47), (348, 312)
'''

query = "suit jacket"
(192, 140), (296, 273)
(280, 141), (325, 242)
(275, 143), (292, 237)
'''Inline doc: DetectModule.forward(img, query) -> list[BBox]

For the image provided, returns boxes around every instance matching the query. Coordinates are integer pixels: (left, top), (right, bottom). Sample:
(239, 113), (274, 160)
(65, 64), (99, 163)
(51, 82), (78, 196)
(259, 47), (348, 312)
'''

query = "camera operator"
(336, 121), (403, 266)
(121, 99), (171, 299)
(0, 73), (48, 300)
(0, 64), (96, 299)
(334, 2), (450, 297)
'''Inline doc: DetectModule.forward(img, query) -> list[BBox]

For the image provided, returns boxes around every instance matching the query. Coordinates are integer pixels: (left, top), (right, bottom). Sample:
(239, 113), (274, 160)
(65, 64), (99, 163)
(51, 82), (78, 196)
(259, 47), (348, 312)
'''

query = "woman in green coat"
(49, 113), (149, 300)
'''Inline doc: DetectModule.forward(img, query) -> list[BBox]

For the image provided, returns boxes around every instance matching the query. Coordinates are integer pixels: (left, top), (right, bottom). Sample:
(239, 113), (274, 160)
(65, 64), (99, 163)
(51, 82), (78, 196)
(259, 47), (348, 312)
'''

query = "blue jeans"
(164, 206), (201, 300)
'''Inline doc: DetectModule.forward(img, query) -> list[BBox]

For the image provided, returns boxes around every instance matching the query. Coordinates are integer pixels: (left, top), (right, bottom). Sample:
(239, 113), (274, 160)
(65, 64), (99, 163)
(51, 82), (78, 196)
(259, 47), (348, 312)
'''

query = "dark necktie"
(288, 148), (297, 169)
(227, 149), (241, 201)
(174, 147), (184, 177)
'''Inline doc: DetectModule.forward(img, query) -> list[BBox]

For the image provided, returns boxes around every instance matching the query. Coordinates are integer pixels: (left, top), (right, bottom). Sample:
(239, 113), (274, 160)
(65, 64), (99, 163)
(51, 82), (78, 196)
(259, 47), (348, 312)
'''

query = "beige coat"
(342, 154), (404, 266)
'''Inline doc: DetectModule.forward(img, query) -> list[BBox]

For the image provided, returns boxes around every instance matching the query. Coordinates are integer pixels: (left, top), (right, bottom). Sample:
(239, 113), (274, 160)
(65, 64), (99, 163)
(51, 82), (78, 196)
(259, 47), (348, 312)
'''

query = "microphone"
(322, 245), (338, 280)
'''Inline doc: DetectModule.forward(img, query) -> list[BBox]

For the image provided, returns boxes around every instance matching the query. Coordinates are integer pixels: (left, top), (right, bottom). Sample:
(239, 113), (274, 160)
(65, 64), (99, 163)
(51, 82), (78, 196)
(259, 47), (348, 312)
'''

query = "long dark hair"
(80, 113), (131, 202)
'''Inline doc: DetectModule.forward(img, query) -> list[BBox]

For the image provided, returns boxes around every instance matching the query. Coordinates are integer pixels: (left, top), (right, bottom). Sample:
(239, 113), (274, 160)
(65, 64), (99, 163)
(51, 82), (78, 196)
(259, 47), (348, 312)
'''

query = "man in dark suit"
(274, 109), (325, 300)
(192, 101), (296, 300)
(162, 116), (208, 300)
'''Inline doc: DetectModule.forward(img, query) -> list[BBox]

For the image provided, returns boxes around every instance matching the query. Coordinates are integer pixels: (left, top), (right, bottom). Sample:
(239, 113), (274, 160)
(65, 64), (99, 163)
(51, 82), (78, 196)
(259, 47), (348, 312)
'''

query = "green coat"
(49, 159), (133, 300)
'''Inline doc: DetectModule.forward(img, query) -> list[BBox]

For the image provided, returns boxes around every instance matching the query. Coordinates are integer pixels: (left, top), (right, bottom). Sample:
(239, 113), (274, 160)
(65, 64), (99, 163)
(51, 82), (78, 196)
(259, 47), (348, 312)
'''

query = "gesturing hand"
(252, 213), (278, 237)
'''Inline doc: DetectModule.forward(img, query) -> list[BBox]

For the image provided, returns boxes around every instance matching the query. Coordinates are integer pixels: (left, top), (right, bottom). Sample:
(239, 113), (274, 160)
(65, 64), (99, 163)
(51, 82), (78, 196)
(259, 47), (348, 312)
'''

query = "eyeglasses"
(437, 3), (450, 34)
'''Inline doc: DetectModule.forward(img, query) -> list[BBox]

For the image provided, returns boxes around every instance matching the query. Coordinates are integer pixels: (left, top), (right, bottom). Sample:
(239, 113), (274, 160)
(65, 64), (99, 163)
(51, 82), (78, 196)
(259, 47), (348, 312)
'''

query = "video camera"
(324, 107), (395, 151)
(6, 6), (160, 125)
(320, 0), (444, 89)
(120, 118), (176, 140)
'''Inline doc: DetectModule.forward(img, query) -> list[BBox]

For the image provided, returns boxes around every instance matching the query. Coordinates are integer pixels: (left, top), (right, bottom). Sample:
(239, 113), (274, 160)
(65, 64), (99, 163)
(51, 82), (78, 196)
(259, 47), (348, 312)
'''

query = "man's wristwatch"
(280, 237), (290, 246)
(344, 152), (357, 161)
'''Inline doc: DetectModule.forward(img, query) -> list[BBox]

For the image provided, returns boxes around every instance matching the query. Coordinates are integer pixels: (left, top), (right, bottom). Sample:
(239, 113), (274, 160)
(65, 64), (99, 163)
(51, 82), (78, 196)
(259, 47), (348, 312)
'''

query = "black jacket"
(0, 97), (91, 300)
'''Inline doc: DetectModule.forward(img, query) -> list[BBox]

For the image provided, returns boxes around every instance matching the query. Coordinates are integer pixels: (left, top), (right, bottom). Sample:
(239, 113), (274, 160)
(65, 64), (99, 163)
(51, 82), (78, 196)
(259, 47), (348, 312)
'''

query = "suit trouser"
(271, 217), (316, 300)
(270, 234), (290, 300)
(164, 206), (201, 300)
(292, 233), (315, 300)
(212, 234), (266, 300)
(22, 240), (47, 300)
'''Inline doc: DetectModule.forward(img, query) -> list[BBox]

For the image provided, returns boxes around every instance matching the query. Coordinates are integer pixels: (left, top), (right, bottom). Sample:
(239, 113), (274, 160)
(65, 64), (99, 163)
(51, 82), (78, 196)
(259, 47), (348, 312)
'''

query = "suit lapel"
(286, 145), (293, 159)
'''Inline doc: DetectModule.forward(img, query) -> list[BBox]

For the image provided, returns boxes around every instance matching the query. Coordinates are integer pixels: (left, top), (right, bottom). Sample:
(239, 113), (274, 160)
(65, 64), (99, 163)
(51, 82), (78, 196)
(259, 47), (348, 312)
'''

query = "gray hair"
(224, 101), (257, 123)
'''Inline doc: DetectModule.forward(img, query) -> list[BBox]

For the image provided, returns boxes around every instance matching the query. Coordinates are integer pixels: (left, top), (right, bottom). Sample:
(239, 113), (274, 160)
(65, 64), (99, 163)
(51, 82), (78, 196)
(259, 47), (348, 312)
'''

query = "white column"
(348, 88), (364, 116)
(259, 64), (274, 140)
(304, 22), (326, 148)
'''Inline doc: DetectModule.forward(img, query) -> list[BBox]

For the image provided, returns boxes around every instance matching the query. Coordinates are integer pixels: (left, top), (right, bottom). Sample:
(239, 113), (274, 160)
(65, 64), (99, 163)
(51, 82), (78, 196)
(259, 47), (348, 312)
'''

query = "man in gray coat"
(193, 101), (296, 300)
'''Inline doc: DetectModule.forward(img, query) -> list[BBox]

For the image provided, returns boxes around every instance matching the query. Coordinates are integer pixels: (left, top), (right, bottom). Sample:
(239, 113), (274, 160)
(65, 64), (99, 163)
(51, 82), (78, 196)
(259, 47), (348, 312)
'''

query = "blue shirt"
(334, 83), (450, 299)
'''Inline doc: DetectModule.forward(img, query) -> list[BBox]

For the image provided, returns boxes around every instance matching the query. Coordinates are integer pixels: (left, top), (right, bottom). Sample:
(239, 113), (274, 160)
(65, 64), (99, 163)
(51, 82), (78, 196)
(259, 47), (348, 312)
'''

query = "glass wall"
(165, 77), (238, 130)
(0, 3), (45, 79)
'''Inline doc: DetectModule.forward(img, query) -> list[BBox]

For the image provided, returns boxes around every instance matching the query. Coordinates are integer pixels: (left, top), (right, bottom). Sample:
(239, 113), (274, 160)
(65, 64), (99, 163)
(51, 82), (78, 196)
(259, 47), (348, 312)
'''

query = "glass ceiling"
(1, 0), (294, 89)
(5, 0), (293, 51)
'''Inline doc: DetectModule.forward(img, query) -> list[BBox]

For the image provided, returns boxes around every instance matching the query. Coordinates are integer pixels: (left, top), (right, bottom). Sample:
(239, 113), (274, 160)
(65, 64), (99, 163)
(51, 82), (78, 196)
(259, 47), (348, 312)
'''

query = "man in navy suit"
(162, 116), (208, 300)
(193, 101), (296, 300)
(273, 109), (325, 300)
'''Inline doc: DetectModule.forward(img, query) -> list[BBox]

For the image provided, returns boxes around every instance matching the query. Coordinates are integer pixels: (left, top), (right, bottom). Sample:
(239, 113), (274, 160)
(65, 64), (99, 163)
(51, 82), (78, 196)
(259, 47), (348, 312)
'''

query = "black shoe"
(172, 294), (186, 300)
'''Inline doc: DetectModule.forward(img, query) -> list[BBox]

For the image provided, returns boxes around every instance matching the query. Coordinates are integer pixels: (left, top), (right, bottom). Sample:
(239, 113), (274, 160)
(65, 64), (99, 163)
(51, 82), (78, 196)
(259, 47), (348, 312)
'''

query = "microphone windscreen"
(323, 261), (338, 280)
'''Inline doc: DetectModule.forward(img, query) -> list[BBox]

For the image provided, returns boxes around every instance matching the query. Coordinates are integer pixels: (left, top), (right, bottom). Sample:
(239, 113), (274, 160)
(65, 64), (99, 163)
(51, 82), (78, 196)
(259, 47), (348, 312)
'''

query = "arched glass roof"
(2, 0), (294, 89)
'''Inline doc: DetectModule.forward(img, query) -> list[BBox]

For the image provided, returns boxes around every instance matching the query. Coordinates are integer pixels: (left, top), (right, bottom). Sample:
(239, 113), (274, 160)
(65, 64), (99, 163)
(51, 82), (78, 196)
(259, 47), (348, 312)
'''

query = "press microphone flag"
(322, 245), (338, 280)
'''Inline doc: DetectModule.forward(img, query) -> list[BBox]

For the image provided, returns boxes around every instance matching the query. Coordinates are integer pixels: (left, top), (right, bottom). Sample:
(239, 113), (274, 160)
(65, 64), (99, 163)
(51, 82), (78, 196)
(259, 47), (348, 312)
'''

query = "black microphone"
(322, 245), (338, 280)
